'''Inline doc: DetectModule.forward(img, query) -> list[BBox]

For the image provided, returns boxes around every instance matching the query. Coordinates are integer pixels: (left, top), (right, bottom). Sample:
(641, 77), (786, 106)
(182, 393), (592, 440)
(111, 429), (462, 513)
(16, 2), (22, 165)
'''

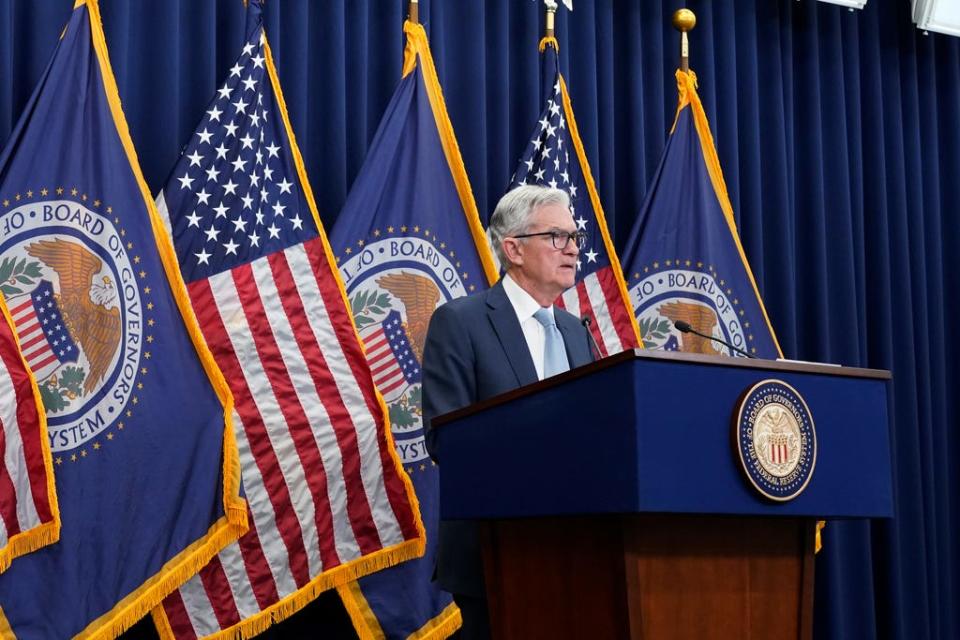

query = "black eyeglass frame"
(510, 230), (588, 250)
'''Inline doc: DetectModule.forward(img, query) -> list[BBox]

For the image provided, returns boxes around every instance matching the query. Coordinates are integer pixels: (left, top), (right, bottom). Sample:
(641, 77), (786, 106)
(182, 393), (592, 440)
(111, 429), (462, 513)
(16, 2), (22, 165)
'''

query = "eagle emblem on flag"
(4, 236), (124, 415)
(654, 300), (721, 356)
(24, 239), (121, 393)
(375, 272), (439, 363)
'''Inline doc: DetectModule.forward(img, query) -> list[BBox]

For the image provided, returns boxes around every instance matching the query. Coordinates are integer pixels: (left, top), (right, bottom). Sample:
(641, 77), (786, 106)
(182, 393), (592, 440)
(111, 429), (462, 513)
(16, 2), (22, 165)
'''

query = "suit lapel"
(486, 281), (539, 387)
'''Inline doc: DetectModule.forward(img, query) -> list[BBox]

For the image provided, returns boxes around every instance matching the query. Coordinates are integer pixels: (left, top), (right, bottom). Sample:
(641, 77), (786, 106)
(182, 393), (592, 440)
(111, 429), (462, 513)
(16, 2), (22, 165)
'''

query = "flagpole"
(409, 0), (418, 25)
(545, 3), (556, 39)
(672, 8), (696, 72)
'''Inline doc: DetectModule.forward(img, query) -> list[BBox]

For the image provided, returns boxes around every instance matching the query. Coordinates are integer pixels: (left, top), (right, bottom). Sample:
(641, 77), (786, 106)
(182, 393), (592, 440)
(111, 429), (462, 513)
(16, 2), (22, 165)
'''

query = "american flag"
(510, 40), (639, 356)
(0, 296), (58, 572)
(154, 2), (422, 637)
(7, 281), (79, 381)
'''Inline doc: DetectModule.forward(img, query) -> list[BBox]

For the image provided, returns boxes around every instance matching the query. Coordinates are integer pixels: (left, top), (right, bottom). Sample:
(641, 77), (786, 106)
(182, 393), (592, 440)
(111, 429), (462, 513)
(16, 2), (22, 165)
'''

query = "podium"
(433, 350), (892, 640)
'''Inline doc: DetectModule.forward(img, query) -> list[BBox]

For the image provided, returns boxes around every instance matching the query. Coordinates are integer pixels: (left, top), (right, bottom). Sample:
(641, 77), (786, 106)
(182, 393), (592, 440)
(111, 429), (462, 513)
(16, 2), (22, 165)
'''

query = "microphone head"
(674, 319), (693, 333)
(581, 315), (592, 327)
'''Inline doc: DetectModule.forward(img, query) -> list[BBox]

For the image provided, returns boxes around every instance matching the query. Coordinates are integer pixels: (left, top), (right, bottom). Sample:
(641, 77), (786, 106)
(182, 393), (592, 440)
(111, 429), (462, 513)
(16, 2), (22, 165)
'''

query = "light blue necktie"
(533, 307), (570, 379)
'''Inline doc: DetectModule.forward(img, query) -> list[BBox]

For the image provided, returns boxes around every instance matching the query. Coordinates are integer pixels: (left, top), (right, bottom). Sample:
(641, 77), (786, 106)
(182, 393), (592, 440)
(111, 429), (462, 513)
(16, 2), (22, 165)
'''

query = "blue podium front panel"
(436, 352), (892, 520)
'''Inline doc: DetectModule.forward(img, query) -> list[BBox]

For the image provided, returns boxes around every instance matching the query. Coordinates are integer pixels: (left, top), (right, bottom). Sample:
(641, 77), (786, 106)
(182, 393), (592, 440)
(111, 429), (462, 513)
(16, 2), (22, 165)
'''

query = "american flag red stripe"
(0, 425), (21, 538)
(595, 267), (636, 350)
(197, 556), (242, 629)
(234, 509), (280, 608)
(0, 301), (57, 571)
(162, 239), (420, 638)
(585, 273), (616, 355)
(574, 275), (600, 348)
(0, 327), (47, 534)
(162, 590), (198, 640)
(557, 277), (606, 354)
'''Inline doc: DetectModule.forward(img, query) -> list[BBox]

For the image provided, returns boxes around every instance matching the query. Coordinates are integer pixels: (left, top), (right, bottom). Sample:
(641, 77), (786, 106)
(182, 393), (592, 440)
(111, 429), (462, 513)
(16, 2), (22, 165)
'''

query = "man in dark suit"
(422, 185), (596, 639)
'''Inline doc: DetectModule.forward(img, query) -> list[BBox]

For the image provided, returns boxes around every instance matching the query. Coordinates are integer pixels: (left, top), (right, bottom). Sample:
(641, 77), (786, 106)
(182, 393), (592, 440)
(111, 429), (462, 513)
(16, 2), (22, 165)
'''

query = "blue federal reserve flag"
(620, 70), (781, 359)
(0, 1), (246, 637)
(331, 21), (498, 640)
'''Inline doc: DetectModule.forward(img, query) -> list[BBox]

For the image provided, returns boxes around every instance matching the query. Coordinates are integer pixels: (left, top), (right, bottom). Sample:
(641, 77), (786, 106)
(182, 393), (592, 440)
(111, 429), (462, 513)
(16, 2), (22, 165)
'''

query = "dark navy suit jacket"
(422, 278), (595, 596)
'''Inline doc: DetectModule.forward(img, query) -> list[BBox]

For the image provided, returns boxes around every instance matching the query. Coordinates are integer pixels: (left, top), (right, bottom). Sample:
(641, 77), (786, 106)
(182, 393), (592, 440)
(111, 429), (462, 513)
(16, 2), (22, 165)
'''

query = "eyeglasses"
(511, 230), (588, 250)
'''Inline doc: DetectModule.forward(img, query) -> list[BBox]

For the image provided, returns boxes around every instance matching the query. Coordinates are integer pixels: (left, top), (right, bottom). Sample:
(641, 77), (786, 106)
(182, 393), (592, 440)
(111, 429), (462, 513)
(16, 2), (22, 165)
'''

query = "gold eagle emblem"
(26, 239), (122, 394)
(658, 300), (721, 355)
(375, 272), (440, 362)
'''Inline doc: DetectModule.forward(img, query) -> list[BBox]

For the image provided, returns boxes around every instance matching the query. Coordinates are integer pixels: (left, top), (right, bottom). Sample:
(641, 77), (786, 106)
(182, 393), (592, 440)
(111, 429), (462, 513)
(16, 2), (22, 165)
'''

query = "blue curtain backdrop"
(2, 1), (958, 638)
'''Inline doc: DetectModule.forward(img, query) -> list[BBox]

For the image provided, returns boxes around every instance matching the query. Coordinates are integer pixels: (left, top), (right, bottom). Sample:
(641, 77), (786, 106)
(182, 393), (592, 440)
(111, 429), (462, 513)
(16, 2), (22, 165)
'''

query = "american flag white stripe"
(177, 568), (221, 638)
(230, 408), (298, 599)
(216, 538), (261, 621)
(198, 557), (243, 631)
(583, 273), (621, 354)
(559, 287), (581, 319)
(207, 267), (328, 579)
(285, 243), (402, 547)
(572, 280), (607, 357)
(0, 357), (40, 541)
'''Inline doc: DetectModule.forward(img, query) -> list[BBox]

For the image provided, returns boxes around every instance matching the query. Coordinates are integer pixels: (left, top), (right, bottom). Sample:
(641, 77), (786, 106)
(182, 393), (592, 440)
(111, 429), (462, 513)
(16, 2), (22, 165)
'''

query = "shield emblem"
(7, 279), (80, 381)
(360, 310), (421, 402)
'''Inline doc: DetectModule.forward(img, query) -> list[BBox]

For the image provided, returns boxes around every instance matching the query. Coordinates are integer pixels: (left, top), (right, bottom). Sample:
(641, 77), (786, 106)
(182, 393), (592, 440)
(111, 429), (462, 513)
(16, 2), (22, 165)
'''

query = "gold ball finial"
(672, 9), (696, 33)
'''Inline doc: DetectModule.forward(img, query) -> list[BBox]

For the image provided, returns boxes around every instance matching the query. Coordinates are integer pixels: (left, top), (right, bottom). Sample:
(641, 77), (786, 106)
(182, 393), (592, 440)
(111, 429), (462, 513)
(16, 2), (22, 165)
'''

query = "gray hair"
(488, 185), (570, 267)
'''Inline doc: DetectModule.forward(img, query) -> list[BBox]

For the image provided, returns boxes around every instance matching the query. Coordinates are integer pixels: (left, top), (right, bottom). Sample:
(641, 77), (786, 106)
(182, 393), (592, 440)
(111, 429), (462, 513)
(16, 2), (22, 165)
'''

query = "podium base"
(481, 514), (815, 640)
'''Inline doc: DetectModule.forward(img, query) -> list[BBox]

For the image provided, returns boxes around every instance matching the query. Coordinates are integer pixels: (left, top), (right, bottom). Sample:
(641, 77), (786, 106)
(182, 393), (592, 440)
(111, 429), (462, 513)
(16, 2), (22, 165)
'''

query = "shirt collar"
(502, 272), (554, 324)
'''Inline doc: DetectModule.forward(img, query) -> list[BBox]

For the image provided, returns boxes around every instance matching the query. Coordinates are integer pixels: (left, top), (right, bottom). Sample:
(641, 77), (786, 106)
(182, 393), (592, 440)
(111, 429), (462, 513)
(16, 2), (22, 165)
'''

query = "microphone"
(673, 320), (756, 359)
(581, 315), (603, 360)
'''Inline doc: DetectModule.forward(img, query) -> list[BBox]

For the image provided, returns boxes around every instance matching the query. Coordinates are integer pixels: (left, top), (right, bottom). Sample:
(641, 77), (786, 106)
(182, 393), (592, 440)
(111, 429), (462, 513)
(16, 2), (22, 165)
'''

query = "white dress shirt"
(502, 273), (555, 381)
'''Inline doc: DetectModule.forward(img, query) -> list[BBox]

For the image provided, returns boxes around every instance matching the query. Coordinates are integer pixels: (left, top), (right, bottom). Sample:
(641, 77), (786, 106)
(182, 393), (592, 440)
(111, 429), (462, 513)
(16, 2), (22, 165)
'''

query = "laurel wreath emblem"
(0, 257), (42, 296)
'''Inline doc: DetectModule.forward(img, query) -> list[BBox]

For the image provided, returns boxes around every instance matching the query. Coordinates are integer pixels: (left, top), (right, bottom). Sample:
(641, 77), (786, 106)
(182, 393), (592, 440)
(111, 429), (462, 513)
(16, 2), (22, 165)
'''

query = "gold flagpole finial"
(672, 9), (696, 72)
(409, 0), (419, 25)
(545, 3), (557, 39)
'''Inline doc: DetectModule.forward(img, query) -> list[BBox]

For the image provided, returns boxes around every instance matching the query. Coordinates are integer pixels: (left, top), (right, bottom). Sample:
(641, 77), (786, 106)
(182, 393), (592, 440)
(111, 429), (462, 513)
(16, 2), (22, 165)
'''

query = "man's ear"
(501, 238), (523, 266)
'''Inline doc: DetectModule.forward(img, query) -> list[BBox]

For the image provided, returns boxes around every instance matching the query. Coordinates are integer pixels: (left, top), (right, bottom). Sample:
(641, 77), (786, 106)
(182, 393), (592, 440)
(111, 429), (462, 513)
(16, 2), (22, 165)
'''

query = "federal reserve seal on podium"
(734, 379), (817, 501)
